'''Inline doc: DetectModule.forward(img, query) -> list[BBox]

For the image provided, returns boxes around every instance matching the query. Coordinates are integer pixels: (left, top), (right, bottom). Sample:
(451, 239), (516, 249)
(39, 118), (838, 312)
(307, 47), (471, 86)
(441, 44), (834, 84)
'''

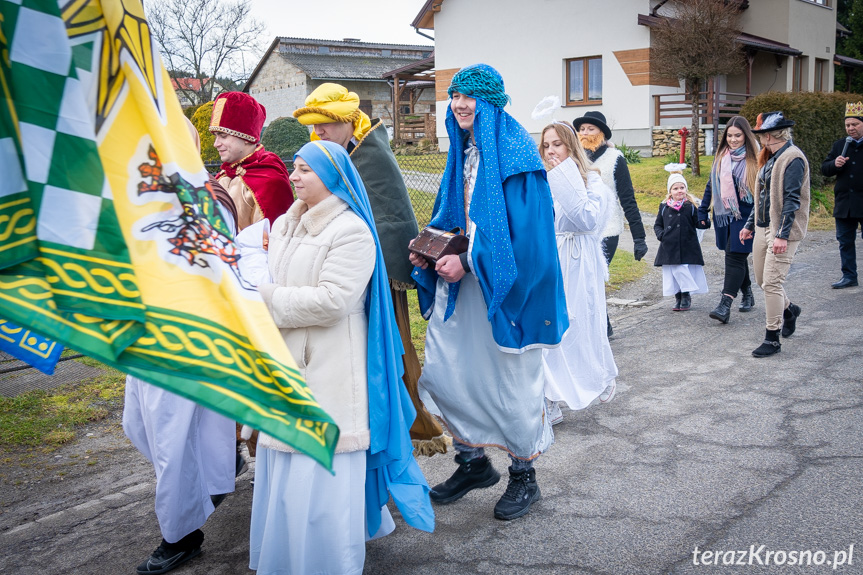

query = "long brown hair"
(538, 123), (600, 185)
(713, 116), (759, 194)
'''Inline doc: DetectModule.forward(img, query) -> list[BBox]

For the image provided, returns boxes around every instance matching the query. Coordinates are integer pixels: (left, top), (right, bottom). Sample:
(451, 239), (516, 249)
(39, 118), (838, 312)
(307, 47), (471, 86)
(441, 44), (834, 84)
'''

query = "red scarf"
(218, 146), (293, 222)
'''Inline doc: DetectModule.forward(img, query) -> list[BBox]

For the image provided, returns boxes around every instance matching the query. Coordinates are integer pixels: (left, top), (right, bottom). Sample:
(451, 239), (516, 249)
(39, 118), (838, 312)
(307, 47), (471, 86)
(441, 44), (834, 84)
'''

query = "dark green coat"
(350, 119), (418, 288)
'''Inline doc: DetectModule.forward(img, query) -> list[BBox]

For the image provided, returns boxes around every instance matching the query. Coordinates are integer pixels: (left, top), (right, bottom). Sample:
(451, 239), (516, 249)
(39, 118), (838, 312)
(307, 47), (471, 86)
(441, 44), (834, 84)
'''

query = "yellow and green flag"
(0, 0), (339, 468)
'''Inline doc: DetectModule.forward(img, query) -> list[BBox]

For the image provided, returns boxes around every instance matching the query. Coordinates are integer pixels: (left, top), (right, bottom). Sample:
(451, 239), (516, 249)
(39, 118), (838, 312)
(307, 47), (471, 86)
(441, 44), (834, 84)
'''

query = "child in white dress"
(653, 173), (708, 311)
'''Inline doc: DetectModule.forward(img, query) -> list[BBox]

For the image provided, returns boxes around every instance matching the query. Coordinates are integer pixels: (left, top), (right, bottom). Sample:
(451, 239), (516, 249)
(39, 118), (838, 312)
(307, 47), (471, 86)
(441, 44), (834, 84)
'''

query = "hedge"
(182, 104), (201, 120)
(739, 91), (863, 188)
(260, 116), (310, 161)
(191, 102), (220, 165)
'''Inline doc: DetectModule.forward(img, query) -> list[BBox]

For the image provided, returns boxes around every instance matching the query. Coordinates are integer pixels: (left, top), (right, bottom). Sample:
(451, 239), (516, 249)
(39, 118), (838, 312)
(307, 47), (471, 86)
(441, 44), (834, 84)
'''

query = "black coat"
(821, 138), (863, 219)
(653, 200), (704, 266)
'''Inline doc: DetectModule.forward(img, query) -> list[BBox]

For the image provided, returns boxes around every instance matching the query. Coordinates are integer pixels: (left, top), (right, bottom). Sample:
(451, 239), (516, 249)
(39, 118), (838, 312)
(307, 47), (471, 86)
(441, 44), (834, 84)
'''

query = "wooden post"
(392, 74), (400, 144)
(745, 50), (755, 96)
(712, 76), (720, 153)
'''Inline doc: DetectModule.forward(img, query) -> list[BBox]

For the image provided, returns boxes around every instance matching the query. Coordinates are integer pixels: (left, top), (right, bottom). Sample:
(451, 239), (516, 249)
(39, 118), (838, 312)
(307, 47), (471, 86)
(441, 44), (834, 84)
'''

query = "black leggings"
(722, 250), (752, 297)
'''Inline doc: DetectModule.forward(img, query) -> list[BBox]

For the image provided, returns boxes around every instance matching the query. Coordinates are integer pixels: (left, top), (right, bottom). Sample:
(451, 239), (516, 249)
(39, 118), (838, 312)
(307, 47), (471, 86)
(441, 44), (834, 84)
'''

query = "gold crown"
(846, 101), (863, 117)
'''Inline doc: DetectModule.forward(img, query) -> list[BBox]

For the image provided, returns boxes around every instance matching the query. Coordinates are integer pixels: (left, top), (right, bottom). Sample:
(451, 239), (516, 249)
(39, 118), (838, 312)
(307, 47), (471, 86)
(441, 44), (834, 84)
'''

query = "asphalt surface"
(1, 227), (861, 575)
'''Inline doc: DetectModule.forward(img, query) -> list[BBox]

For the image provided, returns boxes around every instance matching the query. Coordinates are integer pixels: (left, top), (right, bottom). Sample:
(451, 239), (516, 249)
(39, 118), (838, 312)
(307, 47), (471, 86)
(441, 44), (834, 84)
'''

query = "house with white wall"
(243, 37), (434, 128)
(412, 0), (841, 154)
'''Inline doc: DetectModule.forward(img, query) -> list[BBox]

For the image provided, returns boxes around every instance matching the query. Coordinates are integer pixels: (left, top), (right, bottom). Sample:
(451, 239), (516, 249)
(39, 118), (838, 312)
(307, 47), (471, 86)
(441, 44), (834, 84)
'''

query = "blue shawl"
(413, 86), (568, 351)
(295, 141), (434, 536)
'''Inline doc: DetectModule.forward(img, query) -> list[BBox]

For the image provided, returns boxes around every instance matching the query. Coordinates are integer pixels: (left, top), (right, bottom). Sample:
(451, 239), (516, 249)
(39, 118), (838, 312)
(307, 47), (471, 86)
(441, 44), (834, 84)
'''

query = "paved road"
(1, 229), (861, 575)
(401, 170), (442, 194)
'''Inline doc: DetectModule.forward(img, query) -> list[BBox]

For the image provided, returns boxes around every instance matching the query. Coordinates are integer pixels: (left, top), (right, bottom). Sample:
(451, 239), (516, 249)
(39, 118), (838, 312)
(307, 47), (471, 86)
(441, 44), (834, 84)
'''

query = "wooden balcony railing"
(653, 90), (751, 126)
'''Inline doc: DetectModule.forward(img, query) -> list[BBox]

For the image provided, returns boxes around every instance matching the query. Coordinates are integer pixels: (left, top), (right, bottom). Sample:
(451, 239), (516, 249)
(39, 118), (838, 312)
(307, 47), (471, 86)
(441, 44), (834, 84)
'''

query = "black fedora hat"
(751, 111), (795, 133)
(572, 111), (612, 140)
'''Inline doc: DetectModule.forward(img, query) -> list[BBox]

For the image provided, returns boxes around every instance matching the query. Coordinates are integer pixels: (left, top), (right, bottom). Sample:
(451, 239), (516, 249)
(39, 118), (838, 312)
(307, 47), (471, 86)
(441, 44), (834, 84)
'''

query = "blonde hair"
(539, 123), (600, 185)
(713, 116), (759, 196)
(763, 127), (793, 142)
(664, 177), (701, 205)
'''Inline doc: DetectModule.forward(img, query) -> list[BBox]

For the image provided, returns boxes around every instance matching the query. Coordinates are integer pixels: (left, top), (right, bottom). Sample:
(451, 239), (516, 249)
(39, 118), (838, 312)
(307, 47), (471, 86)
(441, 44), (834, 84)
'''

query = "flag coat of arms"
(0, 0), (339, 468)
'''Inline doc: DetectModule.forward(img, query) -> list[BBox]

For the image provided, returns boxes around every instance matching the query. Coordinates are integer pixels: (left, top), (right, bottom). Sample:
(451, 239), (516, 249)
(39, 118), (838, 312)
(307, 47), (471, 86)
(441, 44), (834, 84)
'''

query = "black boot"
(673, 291), (682, 311)
(493, 466), (541, 520)
(430, 454), (500, 504)
(781, 303), (801, 337)
(752, 329), (781, 357)
(137, 530), (204, 575)
(739, 285), (755, 312)
(678, 292), (691, 311)
(709, 294), (733, 324)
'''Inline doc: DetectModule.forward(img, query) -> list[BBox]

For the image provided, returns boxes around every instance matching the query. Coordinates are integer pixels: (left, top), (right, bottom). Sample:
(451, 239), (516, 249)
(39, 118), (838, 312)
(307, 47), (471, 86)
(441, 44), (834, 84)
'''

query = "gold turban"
(293, 83), (372, 141)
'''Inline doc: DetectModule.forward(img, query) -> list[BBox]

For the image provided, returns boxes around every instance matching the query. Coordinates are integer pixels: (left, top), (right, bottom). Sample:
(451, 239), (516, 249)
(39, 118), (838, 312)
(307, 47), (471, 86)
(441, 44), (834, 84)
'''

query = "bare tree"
(146, 0), (265, 106)
(650, 0), (745, 175)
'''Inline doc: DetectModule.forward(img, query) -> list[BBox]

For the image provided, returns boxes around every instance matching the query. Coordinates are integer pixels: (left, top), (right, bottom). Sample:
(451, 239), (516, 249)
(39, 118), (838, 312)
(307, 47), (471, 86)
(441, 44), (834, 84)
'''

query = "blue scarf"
(294, 141), (434, 536)
(428, 94), (545, 320)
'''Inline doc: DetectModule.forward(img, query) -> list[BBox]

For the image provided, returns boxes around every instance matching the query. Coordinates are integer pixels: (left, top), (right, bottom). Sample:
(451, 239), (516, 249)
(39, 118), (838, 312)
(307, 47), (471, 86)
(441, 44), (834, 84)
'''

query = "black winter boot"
(781, 303), (801, 337)
(739, 285), (755, 312)
(493, 467), (541, 520)
(430, 454), (500, 504)
(673, 292), (682, 311)
(709, 294), (733, 324)
(752, 329), (781, 357)
(678, 292), (691, 311)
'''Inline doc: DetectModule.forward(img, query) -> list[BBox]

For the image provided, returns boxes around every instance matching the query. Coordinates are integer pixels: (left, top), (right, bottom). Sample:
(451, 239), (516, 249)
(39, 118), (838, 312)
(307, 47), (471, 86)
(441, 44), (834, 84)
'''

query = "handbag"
(409, 226), (469, 265)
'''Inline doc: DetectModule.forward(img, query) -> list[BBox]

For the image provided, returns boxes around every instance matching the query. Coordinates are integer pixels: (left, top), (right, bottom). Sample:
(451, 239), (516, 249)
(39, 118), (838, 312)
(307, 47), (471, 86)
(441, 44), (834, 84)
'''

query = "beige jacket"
(258, 194), (375, 454)
(218, 174), (263, 231)
(765, 145), (810, 242)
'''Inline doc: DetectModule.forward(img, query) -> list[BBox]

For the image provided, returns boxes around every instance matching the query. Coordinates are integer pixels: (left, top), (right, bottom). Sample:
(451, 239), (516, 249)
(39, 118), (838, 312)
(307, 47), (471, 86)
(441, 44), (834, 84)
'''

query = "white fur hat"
(667, 173), (688, 193)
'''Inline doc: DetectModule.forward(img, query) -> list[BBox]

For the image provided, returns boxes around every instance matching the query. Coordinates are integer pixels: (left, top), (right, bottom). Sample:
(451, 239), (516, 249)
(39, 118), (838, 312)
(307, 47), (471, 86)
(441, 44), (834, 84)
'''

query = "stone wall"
(247, 54), (309, 126)
(652, 127), (706, 157)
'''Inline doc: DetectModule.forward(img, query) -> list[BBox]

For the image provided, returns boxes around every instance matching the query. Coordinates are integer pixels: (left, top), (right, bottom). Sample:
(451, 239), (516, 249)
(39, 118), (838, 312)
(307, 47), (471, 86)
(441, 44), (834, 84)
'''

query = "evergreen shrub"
(183, 104), (201, 120)
(260, 116), (310, 161)
(191, 102), (219, 164)
(740, 91), (863, 188)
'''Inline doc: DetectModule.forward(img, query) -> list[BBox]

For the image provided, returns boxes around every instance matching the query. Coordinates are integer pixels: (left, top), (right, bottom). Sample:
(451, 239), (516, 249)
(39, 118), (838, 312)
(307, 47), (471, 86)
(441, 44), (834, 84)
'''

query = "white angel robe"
(122, 376), (236, 543)
(236, 218), (272, 287)
(542, 159), (619, 410)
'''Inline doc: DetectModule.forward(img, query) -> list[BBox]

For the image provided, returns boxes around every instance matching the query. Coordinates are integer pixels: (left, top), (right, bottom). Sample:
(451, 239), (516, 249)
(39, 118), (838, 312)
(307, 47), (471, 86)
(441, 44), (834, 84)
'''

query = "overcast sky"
(248, 0), (434, 46)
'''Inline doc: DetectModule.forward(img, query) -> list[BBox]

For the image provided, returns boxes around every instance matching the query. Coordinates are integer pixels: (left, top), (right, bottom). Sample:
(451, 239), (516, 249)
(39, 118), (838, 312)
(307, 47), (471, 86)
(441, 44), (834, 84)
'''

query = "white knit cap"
(667, 173), (688, 194)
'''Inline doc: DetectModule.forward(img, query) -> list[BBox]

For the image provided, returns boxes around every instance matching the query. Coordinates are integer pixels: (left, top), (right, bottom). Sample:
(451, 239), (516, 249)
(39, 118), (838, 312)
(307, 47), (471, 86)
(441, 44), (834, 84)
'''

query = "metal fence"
(207, 153), (448, 229)
(396, 153), (447, 228)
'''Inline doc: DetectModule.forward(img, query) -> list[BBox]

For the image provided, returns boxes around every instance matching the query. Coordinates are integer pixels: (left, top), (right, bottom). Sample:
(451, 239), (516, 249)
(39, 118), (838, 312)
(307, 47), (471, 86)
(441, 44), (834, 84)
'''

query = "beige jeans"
(752, 226), (800, 331)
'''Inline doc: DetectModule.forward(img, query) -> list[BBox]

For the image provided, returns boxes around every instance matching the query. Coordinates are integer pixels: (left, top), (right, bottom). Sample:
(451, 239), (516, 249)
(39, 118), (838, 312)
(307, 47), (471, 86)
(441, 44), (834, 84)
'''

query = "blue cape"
(413, 95), (569, 351)
(295, 141), (434, 535)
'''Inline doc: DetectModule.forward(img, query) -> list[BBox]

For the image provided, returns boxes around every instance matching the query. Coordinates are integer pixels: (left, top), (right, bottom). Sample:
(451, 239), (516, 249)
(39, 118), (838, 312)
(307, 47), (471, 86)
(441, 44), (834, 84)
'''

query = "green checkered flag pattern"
(0, 0), (341, 469)
(1, 0), (144, 330)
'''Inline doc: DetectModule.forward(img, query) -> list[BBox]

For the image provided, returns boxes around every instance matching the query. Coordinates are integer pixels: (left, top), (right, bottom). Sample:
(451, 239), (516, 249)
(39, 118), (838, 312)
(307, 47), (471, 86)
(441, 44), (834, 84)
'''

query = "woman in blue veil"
(251, 140), (433, 575)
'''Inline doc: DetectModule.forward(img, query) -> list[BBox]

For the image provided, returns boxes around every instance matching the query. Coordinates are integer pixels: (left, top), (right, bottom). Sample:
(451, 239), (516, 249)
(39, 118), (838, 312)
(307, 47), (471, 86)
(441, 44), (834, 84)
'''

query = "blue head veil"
(294, 140), (434, 535)
(428, 64), (544, 320)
